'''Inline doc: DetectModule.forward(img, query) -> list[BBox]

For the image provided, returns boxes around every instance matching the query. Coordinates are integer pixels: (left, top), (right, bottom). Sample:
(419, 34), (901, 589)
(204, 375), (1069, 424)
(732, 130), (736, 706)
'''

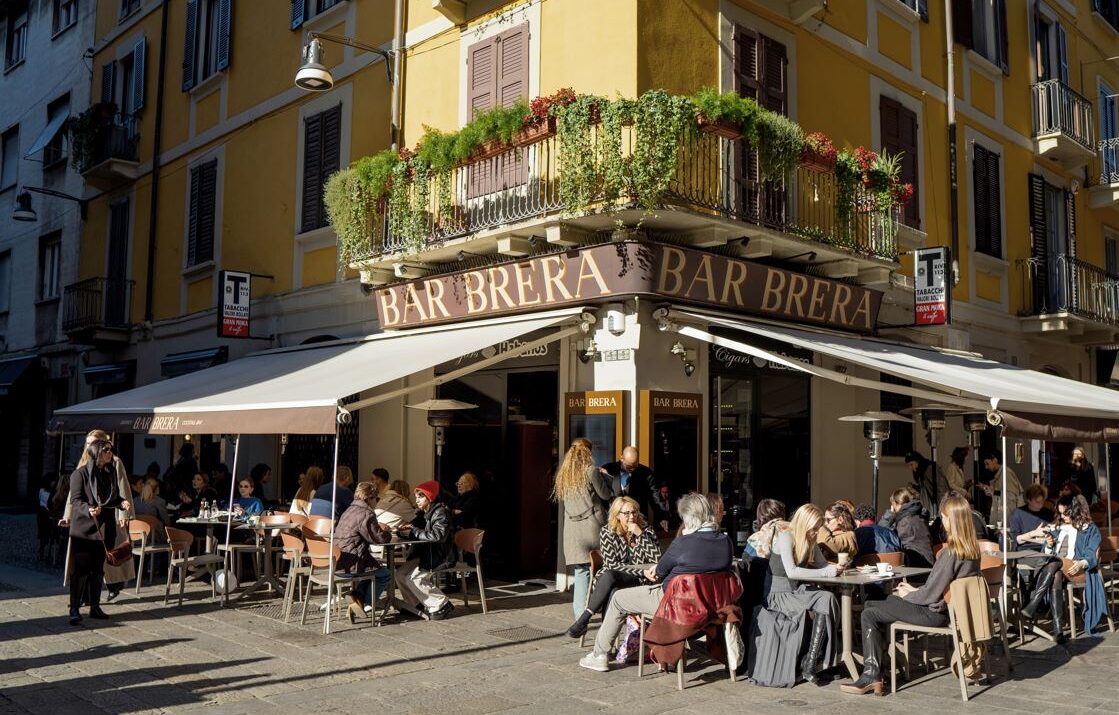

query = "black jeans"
(69, 537), (106, 611)
(585, 569), (642, 614)
(861, 595), (947, 663)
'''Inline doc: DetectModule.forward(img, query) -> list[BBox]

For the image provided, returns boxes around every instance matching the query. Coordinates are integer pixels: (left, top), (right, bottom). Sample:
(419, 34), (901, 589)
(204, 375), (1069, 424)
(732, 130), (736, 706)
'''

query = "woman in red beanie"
(395, 480), (454, 620)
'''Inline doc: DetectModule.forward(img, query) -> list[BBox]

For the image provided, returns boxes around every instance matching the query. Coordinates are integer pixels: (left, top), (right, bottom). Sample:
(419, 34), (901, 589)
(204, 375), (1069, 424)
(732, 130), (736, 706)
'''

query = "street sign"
(218, 270), (251, 338)
(914, 247), (949, 326)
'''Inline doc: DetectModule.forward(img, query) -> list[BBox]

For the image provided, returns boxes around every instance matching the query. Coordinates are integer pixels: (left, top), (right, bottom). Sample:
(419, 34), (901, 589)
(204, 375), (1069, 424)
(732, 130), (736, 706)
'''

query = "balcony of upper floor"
(348, 123), (922, 290)
(1088, 137), (1119, 210)
(1017, 254), (1119, 345)
(71, 104), (140, 190)
(62, 277), (135, 344)
(1032, 79), (1096, 171)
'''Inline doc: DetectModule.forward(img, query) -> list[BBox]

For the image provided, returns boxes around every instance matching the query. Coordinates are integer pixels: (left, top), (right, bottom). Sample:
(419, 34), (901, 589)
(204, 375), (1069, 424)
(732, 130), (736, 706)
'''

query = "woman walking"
(553, 438), (612, 618)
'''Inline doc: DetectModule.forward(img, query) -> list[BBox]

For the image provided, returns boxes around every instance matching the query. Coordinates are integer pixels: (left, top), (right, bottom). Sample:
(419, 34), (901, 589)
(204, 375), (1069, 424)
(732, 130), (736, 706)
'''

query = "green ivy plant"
(755, 111), (804, 181)
(631, 89), (695, 211)
(325, 149), (399, 265)
(557, 94), (604, 213)
(689, 87), (759, 140)
(599, 97), (637, 203)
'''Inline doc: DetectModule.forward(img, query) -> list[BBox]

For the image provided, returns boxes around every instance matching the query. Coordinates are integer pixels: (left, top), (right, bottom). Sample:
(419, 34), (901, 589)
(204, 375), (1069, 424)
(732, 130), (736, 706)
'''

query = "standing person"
(249, 463), (273, 506)
(553, 437), (613, 619)
(881, 487), (934, 568)
(451, 472), (482, 530)
(903, 451), (937, 519)
(334, 481), (392, 622)
(395, 481), (454, 620)
(943, 447), (971, 495)
(981, 451), (1024, 526)
(165, 443), (198, 501)
(599, 447), (654, 520)
(841, 493), (981, 696)
(37, 474), (56, 561)
(1069, 447), (1098, 505)
(67, 439), (131, 625)
(566, 496), (661, 638)
(309, 466), (354, 519)
(289, 466), (324, 516)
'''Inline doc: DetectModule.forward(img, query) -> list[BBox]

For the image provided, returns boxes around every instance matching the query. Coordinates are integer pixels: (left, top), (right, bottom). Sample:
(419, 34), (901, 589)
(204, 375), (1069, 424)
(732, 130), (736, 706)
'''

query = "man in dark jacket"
(395, 480), (454, 620)
(600, 447), (655, 520)
(853, 503), (903, 555)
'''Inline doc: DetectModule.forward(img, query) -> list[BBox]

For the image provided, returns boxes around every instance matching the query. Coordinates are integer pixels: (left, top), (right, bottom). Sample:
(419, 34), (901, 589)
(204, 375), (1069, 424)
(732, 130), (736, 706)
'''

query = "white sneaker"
(578, 652), (609, 672)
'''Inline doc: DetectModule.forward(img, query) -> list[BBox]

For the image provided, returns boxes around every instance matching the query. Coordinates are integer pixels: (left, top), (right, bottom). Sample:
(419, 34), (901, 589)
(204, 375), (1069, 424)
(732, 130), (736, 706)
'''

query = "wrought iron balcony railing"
(62, 277), (135, 334)
(1032, 79), (1094, 150)
(1100, 137), (1119, 186)
(368, 128), (902, 262)
(1018, 254), (1119, 325)
(78, 112), (139, 174)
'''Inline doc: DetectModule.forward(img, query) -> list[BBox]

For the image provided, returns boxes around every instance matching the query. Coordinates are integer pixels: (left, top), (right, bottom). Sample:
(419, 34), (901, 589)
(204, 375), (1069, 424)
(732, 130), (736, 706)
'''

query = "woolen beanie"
(415, 480), (440, 502)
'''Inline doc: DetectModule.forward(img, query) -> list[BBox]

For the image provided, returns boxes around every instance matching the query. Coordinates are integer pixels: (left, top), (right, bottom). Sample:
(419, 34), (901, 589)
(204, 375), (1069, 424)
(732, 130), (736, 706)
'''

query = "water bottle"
(200, 499), (209, 518)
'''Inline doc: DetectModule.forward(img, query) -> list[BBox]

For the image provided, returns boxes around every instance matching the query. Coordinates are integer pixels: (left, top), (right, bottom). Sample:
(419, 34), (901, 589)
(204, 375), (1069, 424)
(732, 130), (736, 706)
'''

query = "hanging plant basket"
(514, 116), (557, 147)
(799, 146), (836, 172)
(696, 113), (743, 140)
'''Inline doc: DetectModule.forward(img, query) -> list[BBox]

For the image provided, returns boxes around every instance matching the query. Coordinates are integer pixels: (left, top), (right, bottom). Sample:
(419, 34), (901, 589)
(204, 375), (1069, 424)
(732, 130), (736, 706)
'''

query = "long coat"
(561, 465), (612, 566)
(66, 457), (135, 583)
(1073, 523), (1107, 634)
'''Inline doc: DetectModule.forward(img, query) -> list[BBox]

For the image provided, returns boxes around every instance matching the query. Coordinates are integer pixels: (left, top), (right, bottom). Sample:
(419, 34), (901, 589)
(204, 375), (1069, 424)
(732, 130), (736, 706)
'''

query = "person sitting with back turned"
(578, 493), (732, 673)
(309, 466), (355, 519)
(853, 503), (903, 556)
(882, 487), (934, 568)
(289, 467), (323, 516)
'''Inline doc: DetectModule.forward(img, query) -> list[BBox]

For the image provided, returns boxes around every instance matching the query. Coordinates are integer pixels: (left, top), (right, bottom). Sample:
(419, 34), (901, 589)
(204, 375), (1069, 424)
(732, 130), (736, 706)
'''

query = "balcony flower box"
(799, 132), (837, 172)
(696, 113), (743, 140)
(469, 138), (511, 163)
(514, 116), (556, 147)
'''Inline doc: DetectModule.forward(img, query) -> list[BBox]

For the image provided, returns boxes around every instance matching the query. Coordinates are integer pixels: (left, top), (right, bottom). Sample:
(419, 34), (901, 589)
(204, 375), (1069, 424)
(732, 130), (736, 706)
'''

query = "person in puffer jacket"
(395, 480), (455, 620)
(879, 487), (934, 567)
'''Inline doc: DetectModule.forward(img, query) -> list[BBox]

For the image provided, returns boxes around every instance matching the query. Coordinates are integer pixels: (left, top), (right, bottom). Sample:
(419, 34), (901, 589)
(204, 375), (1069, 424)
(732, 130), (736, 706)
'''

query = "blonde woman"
(553, 438), (612, 618)
(753, 504), (839, 686)
(289, 466), (323, 516)
(842, 493), (980, 696)
(134, 478), (170, 530)
(567, 496), (661, 638)
(375, 479), (418, 530)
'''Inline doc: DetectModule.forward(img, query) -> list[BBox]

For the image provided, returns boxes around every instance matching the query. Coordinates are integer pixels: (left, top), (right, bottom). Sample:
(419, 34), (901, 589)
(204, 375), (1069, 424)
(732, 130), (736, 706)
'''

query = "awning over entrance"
(0, 356), (36, 396)
(52, 309), (589, 435)
(668, 308), (1119, 435)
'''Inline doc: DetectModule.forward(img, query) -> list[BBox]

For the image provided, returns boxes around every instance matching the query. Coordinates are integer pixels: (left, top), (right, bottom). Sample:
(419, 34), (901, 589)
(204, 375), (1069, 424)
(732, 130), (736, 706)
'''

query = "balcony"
(1032, 79), (1095, 170)
(1017, 254), (1119, 344)
(76, 111), (140, 189)
(1089, 137), (1119, 209)
(358, 129), (907, 287)
(62, 277), (135, 343)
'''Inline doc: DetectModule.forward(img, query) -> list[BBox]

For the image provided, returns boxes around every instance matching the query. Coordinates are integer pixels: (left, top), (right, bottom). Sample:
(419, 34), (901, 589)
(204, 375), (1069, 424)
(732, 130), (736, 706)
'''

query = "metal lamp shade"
(12, 190), (35, 222)
(295, 39), (334, 91)
(899, 403), (966, 431)
(406, 398), (478, 427)
(962, 411), (987, 434)
(864, 420), (891, 442)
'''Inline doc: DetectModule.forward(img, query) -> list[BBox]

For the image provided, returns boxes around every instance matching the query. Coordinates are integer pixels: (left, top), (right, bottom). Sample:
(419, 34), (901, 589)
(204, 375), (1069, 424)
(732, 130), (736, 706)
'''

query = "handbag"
(92, 510), (133, 567)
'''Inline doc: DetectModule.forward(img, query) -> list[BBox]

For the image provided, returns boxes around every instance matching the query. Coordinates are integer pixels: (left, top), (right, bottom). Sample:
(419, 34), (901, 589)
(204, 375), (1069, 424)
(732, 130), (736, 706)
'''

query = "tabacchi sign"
(375, 242), (882, 332)
(219, 270), (251, 338)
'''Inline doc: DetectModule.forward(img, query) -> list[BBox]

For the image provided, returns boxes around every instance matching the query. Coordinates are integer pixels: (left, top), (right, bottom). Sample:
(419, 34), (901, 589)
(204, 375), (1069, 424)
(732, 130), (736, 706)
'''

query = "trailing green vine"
(557, 94), (603, 213)
(599, 97), (636, 203)
(631, 90), (694, 211)
(324, 149), (399, 265)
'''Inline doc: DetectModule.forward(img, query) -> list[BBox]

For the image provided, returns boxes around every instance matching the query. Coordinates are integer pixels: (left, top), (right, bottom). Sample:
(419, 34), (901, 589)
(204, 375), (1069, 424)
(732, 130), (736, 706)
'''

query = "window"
(300, 104), (341, 233)
(1096, 0), (1119, 31)
(5, 2), (28, 70)
(1106, 233), (1118, 277)
(880, 96), (920, 229)
(43, 94), (70, 167)
(291, 0), (347, 29)
(733, 24), (788, 224)
(0, 251), (10, 313)
(182, 0), (231, 91)
(39, 233), (61, 301)
(879, 374), (913, 458)
(1028, 173), (1076, 313)
(972, 144), (1002, 258)
(119, 0), (141, 20)
(187, 159), (218, 266)
(0, 126), (17, 190)
(102, 38), (145, 118)
(1034, 14), (1068, 83)
(465, 23), (529, 196)
(897, 0), (929, 21)
(953, 0), (1009, 74)
(53, 0), (78, 35)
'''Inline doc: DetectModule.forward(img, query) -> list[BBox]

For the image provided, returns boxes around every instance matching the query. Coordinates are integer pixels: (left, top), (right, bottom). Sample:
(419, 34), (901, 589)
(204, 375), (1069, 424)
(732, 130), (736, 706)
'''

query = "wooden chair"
(128, 517), (171, 594)
(580, 549), (603, 647)
(1065, 545), (1116, 638)
(303, 516), (333, 538)
(299, 535), (380, 630)
(280, 531), (310, 622)
(433, 528), (489, 614)
(164, 526), (223, 606)
(854, 551), (904, 567)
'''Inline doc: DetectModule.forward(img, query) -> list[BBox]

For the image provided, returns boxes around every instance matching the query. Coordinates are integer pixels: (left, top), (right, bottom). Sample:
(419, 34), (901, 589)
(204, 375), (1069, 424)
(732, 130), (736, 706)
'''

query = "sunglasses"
(618, 510), (637, 516)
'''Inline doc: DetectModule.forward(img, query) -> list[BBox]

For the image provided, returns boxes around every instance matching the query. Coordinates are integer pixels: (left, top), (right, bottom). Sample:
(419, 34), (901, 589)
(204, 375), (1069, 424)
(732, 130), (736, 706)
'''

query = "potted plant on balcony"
(325, 148), (399, 264)
(514, 87), (575, 146)
(68, 101), (117, 172)
(799, 131), (837, 172)
(755, 110), (804, 181)
(690, 87), (757, 140)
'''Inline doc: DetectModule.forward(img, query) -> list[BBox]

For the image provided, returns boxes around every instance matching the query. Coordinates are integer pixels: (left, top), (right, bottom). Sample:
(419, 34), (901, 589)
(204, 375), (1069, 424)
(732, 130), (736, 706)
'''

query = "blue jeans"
(354, 568), (391, 606)
(572, 563), (590, 619)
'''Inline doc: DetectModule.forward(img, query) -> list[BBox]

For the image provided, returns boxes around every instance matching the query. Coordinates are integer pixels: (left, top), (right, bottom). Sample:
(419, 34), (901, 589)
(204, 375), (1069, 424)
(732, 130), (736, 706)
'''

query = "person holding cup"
(818, 502), (858, 566)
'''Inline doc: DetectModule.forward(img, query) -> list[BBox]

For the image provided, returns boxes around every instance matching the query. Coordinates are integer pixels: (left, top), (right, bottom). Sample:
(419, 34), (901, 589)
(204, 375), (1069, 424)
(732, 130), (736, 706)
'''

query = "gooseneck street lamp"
(12, 186), (88, 222)
(295, 34), (394, 91)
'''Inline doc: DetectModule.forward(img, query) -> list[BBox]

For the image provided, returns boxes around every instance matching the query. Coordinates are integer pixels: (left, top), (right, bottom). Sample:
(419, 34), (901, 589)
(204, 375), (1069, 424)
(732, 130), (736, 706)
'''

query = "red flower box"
(514, 116), (556, 147)
(696, 113), (743, 140)
(799, 146), (836, 172)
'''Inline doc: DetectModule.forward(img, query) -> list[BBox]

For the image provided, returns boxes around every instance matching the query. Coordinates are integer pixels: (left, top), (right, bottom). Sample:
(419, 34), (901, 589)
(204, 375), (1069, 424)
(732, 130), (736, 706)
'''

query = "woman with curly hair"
(566, 495), (661, 638)
(553, 438), (612, 618)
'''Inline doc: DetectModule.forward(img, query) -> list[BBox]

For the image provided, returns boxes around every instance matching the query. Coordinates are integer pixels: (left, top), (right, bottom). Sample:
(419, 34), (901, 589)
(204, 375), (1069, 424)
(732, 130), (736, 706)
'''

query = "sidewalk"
(2, 554), (1118, 714)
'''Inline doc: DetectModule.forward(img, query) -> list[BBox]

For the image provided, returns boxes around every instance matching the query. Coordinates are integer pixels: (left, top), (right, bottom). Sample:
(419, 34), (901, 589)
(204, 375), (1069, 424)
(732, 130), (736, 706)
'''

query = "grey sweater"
(904, 549), (980, 612)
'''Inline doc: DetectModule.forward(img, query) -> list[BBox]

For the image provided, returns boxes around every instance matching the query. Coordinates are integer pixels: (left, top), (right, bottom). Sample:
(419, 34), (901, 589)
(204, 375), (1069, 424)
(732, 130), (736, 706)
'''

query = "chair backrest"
(1101, 536), (1118, 565)
(979, 554), (1003, 571)
(977, 540), (1000, 555)
(588, 548), (603, 578)
(165, 526), (193, 555)
(286, 513), (309, 527)
(855, 550), (904, 567)
(304, 516), (333, 537)
(454, 528), (484, 556)
(259, 514), (292, 527)
(280, 532), (305, 560)
(129, 518), (152, 542)
(304, 534), (340, 569)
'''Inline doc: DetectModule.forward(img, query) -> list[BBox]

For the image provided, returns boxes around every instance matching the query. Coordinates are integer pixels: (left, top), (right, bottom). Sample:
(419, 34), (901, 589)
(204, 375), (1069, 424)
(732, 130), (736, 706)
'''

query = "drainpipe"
(143, 0), (170, 324)
(390, 0), (404, 150)
(945, 0), (961, 289)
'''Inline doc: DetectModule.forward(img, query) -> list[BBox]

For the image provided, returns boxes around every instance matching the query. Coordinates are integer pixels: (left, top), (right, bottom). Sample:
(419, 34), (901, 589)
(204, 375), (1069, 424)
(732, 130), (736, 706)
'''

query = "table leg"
(840, 586), (858, 680)
(236, 532), (286, 601)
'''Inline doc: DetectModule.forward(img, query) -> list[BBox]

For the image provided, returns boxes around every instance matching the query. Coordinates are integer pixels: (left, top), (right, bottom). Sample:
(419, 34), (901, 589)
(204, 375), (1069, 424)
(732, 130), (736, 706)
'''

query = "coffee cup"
(876, 562), (892, 575)
(837, 552), (850, 568)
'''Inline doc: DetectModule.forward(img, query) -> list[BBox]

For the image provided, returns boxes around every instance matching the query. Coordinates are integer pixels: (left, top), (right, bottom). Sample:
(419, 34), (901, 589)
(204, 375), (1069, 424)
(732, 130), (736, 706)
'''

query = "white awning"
(52, 308), (589, 435)
(670, 308), (1119, 421)
(25, 109), (69, 157)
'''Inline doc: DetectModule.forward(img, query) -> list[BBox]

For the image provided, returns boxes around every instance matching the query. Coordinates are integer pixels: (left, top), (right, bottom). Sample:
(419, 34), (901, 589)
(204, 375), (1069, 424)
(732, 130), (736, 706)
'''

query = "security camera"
(393, 263), (408, 278)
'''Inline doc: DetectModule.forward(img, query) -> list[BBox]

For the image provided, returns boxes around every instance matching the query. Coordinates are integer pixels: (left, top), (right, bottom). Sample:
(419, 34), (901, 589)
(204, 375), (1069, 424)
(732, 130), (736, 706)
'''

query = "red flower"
(854, 146), (878, 174)
(523, 88), (578, 128)
(891, 182), (914, 205)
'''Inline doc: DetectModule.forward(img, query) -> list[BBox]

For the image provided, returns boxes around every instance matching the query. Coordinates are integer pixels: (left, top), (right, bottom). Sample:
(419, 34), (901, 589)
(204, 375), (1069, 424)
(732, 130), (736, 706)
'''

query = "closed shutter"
(106, 201), (130, 325)
(301, 105), (341, 232)
(188, 164), (201, 265)
(467, 37), (496, 118)
(132, 38), (146, 112)
(101, 62), (116, 105)
(321, 104), (342, 187)
(290, 0), (305, 30)
(1028, 173), (1048, 311)
(733, 25), (760, 223)
(760, 36), (787, 114)
(995, 0), (1009, 74)
(183, 0), (199, 91)
(880, 96), (920, 229)
(188, 160), (218, 266)
(973, 145), (1001, 258)
(951, 0), (973, 49)
(497, 24), (528, 190)
(1066, 189), (1078, 310)
(1056, 23), (1068, 84)
(216, 0), (232, 71)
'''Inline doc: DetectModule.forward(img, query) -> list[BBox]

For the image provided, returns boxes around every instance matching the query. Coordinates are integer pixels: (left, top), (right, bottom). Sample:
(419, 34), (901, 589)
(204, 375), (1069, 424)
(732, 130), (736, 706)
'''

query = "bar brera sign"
(375, 242), (882, 332)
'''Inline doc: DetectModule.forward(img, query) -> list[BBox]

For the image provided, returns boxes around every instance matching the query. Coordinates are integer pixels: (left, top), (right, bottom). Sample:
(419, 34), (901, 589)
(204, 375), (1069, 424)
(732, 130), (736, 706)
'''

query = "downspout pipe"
(143, 0), (170, 324)
(390, 0), (404, 150)
(945, 0), (961, 289)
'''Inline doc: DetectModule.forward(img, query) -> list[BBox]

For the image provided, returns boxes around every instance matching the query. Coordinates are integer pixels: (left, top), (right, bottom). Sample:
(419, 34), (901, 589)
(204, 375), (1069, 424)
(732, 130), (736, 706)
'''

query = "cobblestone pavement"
(1, 524), (1117, 713)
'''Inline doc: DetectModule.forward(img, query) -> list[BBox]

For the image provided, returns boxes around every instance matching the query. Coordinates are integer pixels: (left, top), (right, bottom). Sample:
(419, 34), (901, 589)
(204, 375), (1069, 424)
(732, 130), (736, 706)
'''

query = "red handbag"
(93, 511), (133, 567)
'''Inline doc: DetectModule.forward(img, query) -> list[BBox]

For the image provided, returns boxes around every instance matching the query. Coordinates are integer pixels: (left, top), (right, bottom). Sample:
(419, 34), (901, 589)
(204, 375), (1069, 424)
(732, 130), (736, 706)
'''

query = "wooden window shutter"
(107, 201), (130, 282)
(972, 145), (990, 254)
(917, 0), (929, 22)
(187, 164), (201, 266)
(983, 148), (1001, 257)
(198, 160), (218, 264)
(496, 24), (528, 108)
(733, 25), (761, 222)
(995, 0), (1009, 74)
(290, 0), (305, 30)
(321, 104), (342, 185)
(301, 111), (323, 232)
(216, 0), (232, 71)
(183, 0), (199, 91)
(733, 25), (759, 102)
(760, 36), (787, 115)
(132, 38), (146, 112)
(951, 0), (973, 49)
(880, 96), (920, 228)
(467, 36), (497, 118)
(101, 62), (116, 104)
(1028, 173), (1047, 310)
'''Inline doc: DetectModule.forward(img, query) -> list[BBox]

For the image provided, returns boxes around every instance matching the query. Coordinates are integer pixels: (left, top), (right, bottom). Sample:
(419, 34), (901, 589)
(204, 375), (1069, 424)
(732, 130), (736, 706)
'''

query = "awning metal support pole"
(324, 424), (341, 635)
(1000, 433), (1009, 622)
(221, 434), (240, 607)
(1107, 445), (1113, 539)
(58, 432), (68, 587)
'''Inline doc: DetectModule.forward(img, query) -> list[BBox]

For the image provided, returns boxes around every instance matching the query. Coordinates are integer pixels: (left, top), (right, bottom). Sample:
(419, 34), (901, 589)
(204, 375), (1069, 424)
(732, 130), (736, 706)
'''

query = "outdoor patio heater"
(407, 399), (477, 485)
(900, 403), (963, 507)
(961, 411), (988, 504)
(838, 411), (913, 512)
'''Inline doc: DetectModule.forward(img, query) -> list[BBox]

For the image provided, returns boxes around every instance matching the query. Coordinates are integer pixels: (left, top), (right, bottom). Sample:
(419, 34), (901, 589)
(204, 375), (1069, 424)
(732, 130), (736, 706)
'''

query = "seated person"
(743, 499), (790, 561)
(578, 493), (732, 672)
(289, 467), (323, 516)
(309, 466), (355, 519)
(231, 478), (264, 517)
(334, 481), (393, 621)
(177, 473), (219, 517)
(566, 496), (661, 638)
(395, 481), (455, 621)
(375, 479), (418, 529)
(880, 487), (933, 567)
(451, 472), (482, 530)
(1009, 484), (1053, 552)
(134, 477), (170, 530)
(853, 503), (903, 556)
(817, 501), (857, 564)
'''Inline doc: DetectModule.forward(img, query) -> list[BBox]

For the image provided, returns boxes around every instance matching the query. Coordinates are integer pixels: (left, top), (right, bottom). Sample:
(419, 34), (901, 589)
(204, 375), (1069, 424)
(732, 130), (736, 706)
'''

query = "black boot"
(88, 579), (109, 619)
(840, 626), (884, 696)
(1020, 566), (1057, 620)
(68, 575), (86, 626)
(567, 609), (594, 638)
(1049, 583), (1069, 645)
(799, 615), (828, 684)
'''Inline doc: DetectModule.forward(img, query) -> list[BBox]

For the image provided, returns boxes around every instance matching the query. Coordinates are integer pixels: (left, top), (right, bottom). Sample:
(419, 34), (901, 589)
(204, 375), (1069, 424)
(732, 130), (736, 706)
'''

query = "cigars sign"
(375, 242), (882, 332)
